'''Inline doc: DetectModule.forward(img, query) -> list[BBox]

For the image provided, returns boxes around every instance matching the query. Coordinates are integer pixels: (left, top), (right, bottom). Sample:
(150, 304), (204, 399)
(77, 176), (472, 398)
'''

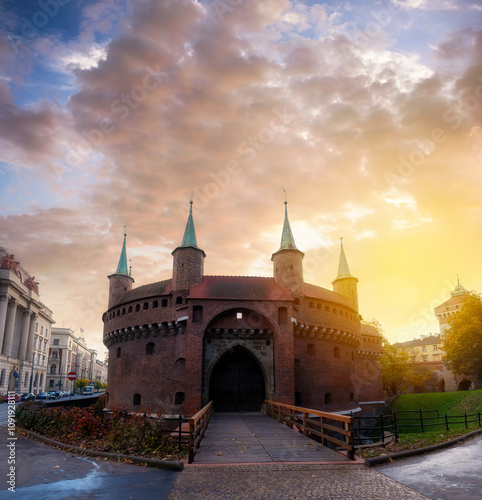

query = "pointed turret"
(332, 238), (358, 312)
(114, 233), (129, 276)
(108, 230), (135, 309)
(172, 201), (206, 292)
(450, 275), (468, 297)
(271, 201), (304, 297)
(181, 201), (198, 248)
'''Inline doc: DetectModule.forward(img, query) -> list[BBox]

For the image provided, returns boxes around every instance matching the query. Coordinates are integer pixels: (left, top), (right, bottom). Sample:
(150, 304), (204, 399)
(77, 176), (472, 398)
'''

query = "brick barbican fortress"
(103, 202), (383, 417)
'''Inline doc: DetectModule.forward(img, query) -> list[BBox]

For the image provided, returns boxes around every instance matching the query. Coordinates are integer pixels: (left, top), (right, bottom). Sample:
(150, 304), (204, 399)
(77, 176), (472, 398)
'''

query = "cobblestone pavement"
(168, 463), (430, 499)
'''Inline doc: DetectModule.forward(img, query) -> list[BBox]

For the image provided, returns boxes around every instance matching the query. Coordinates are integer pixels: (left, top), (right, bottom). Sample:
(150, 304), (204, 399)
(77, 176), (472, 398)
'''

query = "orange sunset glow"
(1, 0), (481, 356)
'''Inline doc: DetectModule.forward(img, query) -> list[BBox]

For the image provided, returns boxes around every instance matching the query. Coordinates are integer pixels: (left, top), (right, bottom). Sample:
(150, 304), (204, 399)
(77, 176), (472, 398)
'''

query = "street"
(0, 403), (179, 499)
(376, 434), (482, 500)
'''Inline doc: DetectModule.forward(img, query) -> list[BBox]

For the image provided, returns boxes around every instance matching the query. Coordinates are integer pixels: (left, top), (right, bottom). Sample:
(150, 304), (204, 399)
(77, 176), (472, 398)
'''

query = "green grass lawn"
(357, 390), (482, 459)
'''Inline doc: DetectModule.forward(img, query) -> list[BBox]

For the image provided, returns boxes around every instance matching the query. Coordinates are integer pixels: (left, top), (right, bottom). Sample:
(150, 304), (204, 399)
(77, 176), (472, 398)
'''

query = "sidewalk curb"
(365, 428), (482, 467)
(18, 428), (184, 471)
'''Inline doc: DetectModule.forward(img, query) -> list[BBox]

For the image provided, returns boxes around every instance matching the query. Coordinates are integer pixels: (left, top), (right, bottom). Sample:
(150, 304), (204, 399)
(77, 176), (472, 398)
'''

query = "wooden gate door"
(210, 346), (265, 412)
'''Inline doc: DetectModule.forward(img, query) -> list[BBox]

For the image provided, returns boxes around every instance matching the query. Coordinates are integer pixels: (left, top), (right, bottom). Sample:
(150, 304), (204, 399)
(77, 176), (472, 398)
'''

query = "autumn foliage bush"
(15, 402), (184, 458)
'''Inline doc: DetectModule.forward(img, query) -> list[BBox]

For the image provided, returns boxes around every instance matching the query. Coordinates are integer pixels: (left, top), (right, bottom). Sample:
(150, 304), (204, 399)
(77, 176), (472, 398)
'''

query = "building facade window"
(53, 339), (59, 345)
(174, 392), (185, 405)
(50, 364), (56, 374)
(324, 393), (332, 404)
(146, 342), (155, 355)
(117, 347), (121, 358)
(133, 393), (141, 406)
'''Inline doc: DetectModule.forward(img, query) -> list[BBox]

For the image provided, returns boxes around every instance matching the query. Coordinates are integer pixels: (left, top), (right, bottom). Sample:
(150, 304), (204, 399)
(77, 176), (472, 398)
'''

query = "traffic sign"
(13, 371), (18, 379)
(67, 371), (77, 381)
(89, 381), (94, 387)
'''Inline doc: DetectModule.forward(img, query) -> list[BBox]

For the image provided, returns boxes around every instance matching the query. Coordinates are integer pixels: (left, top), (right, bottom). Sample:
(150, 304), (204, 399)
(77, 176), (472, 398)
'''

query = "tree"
(363, 319), (410, 396)
(75, 378), (90, 389)
(441, 292), (482, 383)
(380, 343), (412, 396)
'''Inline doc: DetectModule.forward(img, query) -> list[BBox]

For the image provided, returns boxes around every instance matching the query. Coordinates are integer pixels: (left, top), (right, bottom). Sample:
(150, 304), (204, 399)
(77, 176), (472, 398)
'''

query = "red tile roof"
(303, 282), (351, 307)
(188, 276), (293, 301)
(117, 279), (172, 305)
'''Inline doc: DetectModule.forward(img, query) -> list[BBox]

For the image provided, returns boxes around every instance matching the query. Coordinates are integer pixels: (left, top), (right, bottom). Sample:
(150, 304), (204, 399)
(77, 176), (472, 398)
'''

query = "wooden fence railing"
(265, 400), (355, 460)
(188, 401), (213, 463)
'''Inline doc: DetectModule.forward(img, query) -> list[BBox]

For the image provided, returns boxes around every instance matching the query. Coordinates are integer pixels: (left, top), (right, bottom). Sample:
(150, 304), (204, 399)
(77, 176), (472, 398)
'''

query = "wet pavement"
(376, 433), (482, 500)
(0, 426), (178, 499)
(194, 413), (349, 464)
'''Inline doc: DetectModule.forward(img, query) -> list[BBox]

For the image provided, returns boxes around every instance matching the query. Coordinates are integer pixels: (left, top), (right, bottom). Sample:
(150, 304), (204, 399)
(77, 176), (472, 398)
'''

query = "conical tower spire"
(335, 237), (354, 279)
(114, 230), (129, 276)
(332, 238), (358, 312)
(278, 201), (298, 251)
(108, 228), (135, 309)
(181, 201), (198, 248)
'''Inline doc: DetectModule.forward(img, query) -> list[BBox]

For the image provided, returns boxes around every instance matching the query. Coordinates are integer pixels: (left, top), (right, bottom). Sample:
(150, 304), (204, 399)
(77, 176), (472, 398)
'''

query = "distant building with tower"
(395, 278), (478, 392)
(103, 202), (384, 417)
(0, 247), (55, 395)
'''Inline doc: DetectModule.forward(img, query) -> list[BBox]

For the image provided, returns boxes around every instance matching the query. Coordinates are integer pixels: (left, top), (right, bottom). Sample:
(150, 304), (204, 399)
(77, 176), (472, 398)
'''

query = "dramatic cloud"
(1, 0), (481, 354)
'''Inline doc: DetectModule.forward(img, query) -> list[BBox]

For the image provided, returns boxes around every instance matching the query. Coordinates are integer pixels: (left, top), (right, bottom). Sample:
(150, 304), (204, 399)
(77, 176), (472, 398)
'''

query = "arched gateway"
(209, 345), (265, 412)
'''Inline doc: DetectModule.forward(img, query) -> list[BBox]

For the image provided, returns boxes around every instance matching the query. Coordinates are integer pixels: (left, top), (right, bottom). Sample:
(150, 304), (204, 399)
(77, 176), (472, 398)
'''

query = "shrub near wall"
(15, 403), (184, 458)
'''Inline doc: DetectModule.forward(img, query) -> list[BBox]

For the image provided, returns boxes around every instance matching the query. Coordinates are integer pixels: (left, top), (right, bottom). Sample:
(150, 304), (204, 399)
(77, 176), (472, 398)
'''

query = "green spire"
(335, 237), (355, 279)
(181, 201), (198, 248)
(114, 231), (129, 276)
(278, 202), (298, 251)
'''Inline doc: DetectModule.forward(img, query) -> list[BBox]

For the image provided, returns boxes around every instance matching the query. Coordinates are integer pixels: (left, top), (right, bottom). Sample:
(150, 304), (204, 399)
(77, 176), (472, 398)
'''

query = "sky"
(1, 0), (481, 358)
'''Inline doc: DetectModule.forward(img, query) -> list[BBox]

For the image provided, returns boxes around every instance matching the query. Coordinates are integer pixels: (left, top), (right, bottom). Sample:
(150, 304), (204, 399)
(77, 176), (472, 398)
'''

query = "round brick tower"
(172, 201), (206, 292)
(271, 201), (304, 298)
(108, 232), (134, 308)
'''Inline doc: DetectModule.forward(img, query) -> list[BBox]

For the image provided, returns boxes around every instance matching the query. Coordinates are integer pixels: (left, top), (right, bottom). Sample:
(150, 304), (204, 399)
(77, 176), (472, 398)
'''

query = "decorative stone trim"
(293, 322), (361, 348)
(356, 351), (382, 359)
(103, 319), (187, 347)
(205, 327), (273, 338)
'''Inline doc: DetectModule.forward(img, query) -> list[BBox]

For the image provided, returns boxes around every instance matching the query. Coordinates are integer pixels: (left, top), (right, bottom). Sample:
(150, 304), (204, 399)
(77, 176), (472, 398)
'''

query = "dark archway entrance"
(209, 346), (265, 412)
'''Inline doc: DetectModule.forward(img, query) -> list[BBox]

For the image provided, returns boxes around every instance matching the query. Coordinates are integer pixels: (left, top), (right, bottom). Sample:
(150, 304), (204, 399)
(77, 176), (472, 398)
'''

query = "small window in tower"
(278, 307), (287, 324)
(324, 393), (332, 404)
(307, 343), (316, 356)
(136, 304), (140, 312)
(266, 340), (271, 346)
(128, 306), (132, 313)
(153, 301), (158, 308)
(143, 302), (149, 310)
(176, 297), (183, 305)
(116, 310), (120, 317)
(175, 392), (185, 405)
(117, 347), (121, 358)
(237, 312), (242, 319)
(193, 305), (203, 323)
(122, 308), (126, 315)
(146, 342), (155, 355)
(133, 393), (141, 406)
(162, 299), (168, 307)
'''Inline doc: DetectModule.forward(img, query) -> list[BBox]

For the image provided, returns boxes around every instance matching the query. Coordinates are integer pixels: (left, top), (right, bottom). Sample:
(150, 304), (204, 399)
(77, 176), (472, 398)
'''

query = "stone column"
(18, 310), (31, 361)
(0, 295), (9, 352)
(26, 313), (37, 362)
(3, 299), (18, 357)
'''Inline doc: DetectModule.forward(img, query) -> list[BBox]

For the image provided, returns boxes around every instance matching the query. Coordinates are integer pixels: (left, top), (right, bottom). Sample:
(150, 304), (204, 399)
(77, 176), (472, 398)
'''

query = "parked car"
(2, 393), (20, 402)
(36, 392), (49, 400)
(20, 393), (35, 402)
(47, 391), (60, 400)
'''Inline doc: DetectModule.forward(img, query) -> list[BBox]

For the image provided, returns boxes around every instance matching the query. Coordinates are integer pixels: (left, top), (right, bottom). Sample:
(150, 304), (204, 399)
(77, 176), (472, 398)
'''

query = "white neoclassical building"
(0, 247), (55, 395)
(47, 328), (102, 392)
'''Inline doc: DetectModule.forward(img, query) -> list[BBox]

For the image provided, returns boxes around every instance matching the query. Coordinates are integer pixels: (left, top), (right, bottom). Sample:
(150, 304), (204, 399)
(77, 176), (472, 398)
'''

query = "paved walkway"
(193, 413), (349, 464)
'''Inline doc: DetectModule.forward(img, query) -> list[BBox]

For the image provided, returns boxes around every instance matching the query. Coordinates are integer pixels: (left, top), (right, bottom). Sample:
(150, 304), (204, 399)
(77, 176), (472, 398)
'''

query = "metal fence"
(351, 409), (482, 448)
